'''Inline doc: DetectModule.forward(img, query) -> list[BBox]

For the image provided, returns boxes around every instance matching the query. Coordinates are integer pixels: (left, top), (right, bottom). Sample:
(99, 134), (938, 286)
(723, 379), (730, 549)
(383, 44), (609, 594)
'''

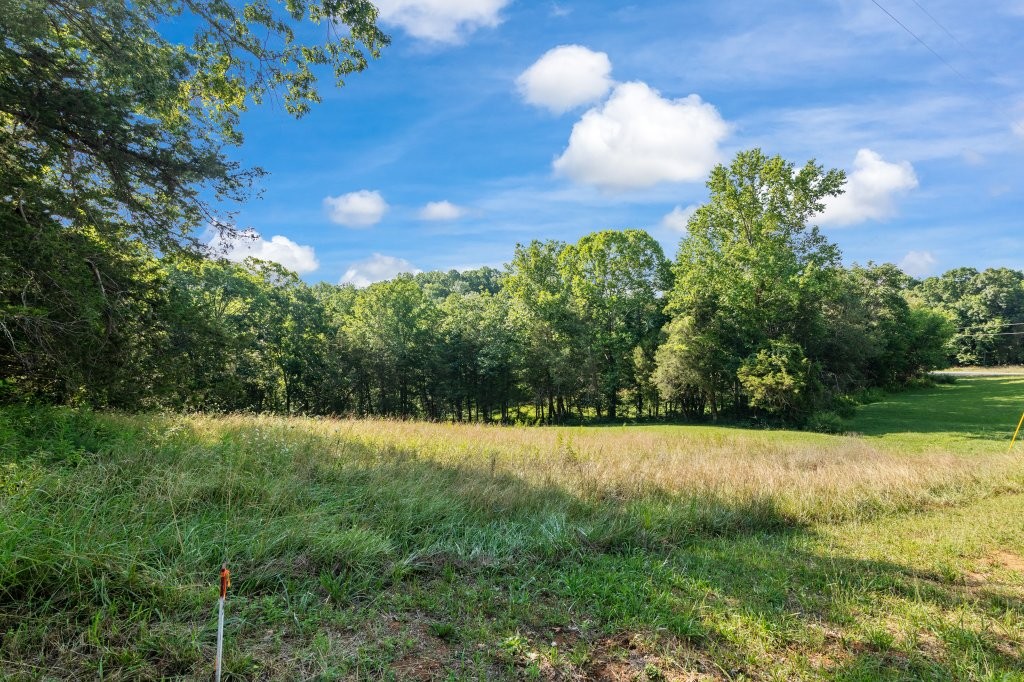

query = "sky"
(215, 0), (1024, 285)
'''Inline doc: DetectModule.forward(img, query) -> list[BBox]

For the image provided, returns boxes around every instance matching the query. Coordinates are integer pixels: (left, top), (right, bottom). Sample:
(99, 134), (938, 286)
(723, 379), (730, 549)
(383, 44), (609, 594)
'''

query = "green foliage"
(0, 405), (125, 465)
(345, 275), (440, 417)
(805, 410), (845, 434)
(0, 127), (975, 423)
(504, 231), (670, 422)
(737, 339), (816, 421)
(913, 267), (1024, 366)
(559, 229), (671, 419)
(0, 0), (386, 404)
(415, 266), (504, 300)
(656, 150), (954, 423)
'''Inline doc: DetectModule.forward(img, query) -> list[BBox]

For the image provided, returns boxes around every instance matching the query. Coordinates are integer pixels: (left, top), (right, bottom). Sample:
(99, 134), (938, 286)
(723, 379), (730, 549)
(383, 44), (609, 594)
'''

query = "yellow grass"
(178, 413), (1024, 525)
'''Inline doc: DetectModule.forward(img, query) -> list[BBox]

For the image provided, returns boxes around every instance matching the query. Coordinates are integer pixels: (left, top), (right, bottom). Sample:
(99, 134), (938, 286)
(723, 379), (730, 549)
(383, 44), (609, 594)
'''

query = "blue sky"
(215, 0), (1024, 285)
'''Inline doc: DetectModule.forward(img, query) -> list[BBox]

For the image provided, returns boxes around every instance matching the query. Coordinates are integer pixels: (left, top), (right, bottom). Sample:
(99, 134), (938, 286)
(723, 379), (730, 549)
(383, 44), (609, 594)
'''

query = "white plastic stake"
(215, 564), (230, 681)
(215, 595), (225, 681)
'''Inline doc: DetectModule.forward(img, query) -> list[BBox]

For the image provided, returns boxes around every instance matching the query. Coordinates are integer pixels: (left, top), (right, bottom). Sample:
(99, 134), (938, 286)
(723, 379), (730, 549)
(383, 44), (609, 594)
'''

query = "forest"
(3, 0), (1023, 426)
(4, 155), (1023, 426)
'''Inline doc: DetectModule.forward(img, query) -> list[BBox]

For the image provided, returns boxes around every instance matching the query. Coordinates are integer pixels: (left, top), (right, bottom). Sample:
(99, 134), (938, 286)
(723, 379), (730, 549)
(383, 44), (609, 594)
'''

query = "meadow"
(2, 376), (1023, 680)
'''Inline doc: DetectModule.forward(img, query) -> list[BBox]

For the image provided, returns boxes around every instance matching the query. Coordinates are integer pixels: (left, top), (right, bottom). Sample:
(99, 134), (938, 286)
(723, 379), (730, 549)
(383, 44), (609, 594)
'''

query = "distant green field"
(2, 377), (1023, 680)
(846, 375), (1024, 453)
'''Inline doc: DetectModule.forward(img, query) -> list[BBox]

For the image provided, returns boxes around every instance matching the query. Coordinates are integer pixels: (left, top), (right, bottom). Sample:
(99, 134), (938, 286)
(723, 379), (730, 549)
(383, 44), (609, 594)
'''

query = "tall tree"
(915, 268), (1024, 366)
(559, 229), (671, 419)
(438, 291), (523, 422)
(658, 149), (845, 421)
(1, 0), (387, 402)
(505, 240), (578, 422)
(345, 276), (439, 418)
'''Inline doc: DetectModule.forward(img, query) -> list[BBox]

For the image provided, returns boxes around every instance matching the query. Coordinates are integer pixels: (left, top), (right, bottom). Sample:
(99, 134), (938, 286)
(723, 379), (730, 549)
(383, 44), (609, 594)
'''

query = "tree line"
(8, 147), (1018, 426)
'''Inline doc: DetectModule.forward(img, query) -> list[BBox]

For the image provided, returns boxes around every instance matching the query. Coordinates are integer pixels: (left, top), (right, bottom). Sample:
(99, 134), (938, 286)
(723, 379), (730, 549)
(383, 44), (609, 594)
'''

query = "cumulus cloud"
(661, 204), (699, 232)
(323, 190), (388, 227)
(899, 250), (938, 278)
(419, 200), (467, 221)
(553, 82), (730, 190)
(516, 45), (614, 114)
(818, 149), (918, 226)
(209, 229), (319, 274)
(340, 253), (421, 288)
(372, 0), (510, 43)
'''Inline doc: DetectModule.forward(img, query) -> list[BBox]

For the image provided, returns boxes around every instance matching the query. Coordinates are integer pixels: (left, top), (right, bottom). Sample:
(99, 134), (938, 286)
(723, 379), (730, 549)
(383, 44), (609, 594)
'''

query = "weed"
(2, 377), (1023, 678)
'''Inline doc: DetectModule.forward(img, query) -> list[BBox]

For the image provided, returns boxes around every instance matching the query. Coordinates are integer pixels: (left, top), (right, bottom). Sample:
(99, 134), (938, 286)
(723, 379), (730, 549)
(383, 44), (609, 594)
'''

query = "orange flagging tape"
(220, 564), (231, 598)
(215, 564), (231, 681)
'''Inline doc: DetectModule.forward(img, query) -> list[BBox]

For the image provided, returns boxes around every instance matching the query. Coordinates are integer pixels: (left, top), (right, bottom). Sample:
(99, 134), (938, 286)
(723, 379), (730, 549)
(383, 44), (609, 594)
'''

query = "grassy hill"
(2, 377), (1023, 679)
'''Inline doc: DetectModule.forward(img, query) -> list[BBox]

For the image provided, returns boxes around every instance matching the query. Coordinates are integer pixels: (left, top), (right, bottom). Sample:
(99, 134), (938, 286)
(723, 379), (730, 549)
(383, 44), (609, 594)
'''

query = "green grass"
(845, 375), (1024, 453)
(1, 377), (1023, 679)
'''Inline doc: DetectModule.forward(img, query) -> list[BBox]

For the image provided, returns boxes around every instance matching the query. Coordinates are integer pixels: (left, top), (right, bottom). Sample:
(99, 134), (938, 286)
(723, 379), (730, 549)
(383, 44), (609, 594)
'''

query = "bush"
(830, 395), (858, 419)
(0, 406), (125, 465)
(854, 387), (886, 405)
(806, 411), (844, 434)
(737, 340), (818, 422)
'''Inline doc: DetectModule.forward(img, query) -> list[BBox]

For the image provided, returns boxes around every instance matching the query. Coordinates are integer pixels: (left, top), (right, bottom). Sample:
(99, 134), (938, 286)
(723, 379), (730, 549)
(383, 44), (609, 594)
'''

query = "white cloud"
(818, 149), (918, 226)
(372, 0), (510, 43)
(661, 204), (698, 232)
(1012, 119), (1024, 139)
(209, 229), (319, 274)
(419, 200), (467, 221)
(340, 253), (421, 288)
(516, 45), (613, 114)
(323, 190), (388, 228)
(550, 3), (571, 17)
(553, 82), (730, 190)
(899, 250), (938, 278)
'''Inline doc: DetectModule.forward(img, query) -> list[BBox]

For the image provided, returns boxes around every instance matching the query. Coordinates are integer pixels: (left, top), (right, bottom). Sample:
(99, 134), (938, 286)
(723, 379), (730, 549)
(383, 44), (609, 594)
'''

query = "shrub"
(737, 340), (818, 422)
(806, 411), (844, 434)
(830, 395), (858, 419)
(855, 387), (887, 405)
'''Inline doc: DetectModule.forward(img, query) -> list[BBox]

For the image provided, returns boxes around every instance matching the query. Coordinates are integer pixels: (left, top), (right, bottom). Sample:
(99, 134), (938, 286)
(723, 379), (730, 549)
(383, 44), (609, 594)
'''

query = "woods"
(2, 1), (1019, 426)
(6, 145), (1008, 425)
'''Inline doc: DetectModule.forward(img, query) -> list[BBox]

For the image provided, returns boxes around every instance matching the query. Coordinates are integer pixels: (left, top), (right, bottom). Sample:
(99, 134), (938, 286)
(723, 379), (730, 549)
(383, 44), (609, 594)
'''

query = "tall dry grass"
(193, 413), (1024, 525)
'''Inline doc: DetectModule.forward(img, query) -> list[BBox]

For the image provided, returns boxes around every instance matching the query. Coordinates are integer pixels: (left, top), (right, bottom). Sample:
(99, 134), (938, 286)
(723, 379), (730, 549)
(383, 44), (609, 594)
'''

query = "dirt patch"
(988, 550), (1024, 573)
(963, 570), (988, 587)
(802, 627), (855, 671)
(583, 633), (725, 681)
(389, 618), (456, 681)
(966, 549), (1024, 587)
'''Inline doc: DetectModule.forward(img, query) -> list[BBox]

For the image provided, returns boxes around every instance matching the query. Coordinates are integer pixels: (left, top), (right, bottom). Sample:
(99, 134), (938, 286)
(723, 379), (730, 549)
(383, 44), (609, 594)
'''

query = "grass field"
(2, 377), (1024, 680)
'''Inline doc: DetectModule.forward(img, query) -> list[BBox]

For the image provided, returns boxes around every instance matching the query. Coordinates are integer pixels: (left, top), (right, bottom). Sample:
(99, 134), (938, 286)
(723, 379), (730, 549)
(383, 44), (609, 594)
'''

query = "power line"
(953, 321), (1024, 333)
(869, 0), (1018, 129)
(907, 0), (968, 52)
(868, 0), (969, 81)
(957, 330), (1024, 338)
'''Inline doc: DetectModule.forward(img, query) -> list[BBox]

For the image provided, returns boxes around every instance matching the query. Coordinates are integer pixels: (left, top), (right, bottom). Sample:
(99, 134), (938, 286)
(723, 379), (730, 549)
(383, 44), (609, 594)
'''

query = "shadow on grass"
(549, 529), (1022, 679)
(2, 409), (1021, 679)
(845, 376), (1024, 441)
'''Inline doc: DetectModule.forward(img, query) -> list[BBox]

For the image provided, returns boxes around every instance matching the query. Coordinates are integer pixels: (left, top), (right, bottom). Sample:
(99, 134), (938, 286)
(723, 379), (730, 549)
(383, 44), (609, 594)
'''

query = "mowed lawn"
(2, 378), (1024, 680)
